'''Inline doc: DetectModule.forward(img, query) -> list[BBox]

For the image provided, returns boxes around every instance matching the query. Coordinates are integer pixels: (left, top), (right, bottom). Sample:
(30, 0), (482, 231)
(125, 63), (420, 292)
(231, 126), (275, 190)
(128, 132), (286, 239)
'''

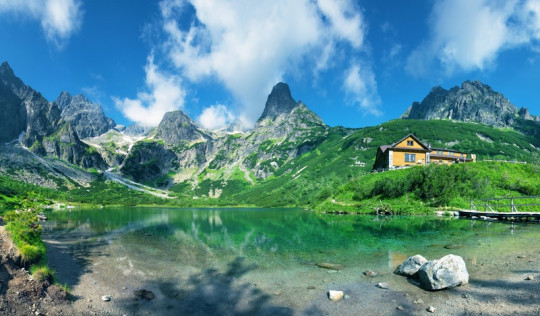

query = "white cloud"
(113, 56), (186, 127)
(197, 104), (235, 130)
(156, 0), (373, 126)
(343, 63), (381, 115)
(407, 0), (540, 75)
(0, 0), (82, 47)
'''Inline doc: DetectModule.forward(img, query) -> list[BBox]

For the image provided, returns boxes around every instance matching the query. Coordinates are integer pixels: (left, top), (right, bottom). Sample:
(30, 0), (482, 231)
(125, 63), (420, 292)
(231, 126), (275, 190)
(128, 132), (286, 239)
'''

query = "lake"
(42, 208), (540, 315)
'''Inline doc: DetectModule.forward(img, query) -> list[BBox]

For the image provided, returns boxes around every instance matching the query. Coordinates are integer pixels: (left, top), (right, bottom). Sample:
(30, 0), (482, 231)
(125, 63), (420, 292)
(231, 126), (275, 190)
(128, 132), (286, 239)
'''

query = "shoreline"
(41, 220), (540, 316)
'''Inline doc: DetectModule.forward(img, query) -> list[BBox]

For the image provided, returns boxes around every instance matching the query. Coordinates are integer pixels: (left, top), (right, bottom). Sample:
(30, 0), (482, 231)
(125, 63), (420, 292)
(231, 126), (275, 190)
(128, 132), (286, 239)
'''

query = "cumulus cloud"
(113, 56), (186, 127)
(407, 0), (540, 76)
(197, 104), (235, 130)
(155, 0), (371, 125)
(343, 64), (381, 116)
(0, 0), (82, 47)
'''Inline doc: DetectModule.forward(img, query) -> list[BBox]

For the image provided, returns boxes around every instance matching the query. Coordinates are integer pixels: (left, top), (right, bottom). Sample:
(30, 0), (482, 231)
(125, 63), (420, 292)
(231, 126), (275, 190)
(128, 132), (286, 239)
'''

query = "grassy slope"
(314, 161), (540, 214)
(223, 119), (540, 207)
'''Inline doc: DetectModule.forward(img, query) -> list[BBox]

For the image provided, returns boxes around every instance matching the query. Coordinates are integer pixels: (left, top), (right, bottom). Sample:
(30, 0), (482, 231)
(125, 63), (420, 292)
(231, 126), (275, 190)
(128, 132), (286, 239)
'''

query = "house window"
(407, 140), (414, 146)
(405, 154), (416, 162)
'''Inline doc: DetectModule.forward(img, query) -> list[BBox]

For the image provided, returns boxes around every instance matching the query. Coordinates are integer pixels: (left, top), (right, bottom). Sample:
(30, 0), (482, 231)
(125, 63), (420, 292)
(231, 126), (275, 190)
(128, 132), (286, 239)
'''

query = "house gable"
(391, 134), (430, 151)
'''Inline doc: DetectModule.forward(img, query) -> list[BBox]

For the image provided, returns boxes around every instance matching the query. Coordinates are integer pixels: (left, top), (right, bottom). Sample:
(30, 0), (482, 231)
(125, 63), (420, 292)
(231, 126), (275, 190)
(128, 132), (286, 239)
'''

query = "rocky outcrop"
(402, 80), (537, 127)
(121, 141), (178, 184)
(53, 91), (115, 139)
(394, 254), (427, 277)
(417, 254), (469, 290)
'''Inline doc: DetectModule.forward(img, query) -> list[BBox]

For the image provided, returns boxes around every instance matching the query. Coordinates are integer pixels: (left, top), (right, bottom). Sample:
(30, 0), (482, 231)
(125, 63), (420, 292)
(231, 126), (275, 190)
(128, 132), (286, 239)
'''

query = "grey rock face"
(53, 91), (116, 139)
(258, 82), (299, 121)
(403, 80), (527, 127)
(395, 254), (428, 277)
(121, 141), (178, 183)
(155, 110), (209, 145)
(0, 81), (26, 142)
(418, 254), (469, 290)
(0, 61), (106, 169)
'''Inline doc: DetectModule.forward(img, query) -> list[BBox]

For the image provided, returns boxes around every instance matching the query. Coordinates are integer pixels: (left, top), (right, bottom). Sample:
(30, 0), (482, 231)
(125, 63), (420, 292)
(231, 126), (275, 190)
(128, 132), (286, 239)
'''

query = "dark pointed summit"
(258, 82), (298, 121)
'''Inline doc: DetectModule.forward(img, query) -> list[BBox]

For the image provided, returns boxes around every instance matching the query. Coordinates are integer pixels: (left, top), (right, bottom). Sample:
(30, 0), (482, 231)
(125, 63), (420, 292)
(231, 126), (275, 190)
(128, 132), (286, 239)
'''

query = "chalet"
(372, 134), (475, 171)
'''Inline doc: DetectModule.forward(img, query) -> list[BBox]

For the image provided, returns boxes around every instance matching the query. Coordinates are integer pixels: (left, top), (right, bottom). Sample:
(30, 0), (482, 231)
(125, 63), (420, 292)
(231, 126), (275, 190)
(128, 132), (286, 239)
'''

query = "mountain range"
(0, 61), (538, 203)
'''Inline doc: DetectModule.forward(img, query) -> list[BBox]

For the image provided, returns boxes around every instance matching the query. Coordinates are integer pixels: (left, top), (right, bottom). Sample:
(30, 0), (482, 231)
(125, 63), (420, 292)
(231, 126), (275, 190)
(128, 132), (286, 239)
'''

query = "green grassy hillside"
(218, 119), (539, 207)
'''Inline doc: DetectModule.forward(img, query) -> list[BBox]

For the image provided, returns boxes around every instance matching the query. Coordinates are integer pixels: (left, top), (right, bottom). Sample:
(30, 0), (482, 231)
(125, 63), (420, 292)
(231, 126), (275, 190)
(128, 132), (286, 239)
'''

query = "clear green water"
(41, 207), (540, 313)
(42, 207), (539, 272)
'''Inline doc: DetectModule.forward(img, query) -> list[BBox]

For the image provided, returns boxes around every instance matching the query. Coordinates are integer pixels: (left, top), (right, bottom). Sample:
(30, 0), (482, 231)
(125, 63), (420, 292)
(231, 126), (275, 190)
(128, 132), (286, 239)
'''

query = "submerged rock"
(376, 282), (390, 290)
(134, 289), (155, 300)
(363, 270), (379, 277)
(418, 254), (469, 290)
(101, 295), (111, 302)
(395, 255), (427, 277)
(328, 290), (344, 301)
(316, 262), (344, 270)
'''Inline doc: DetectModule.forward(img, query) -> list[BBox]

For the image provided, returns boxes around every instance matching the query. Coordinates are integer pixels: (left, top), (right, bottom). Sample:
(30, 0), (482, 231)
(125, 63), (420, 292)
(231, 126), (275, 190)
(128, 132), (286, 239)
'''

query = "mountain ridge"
(401, 80), (539, 129)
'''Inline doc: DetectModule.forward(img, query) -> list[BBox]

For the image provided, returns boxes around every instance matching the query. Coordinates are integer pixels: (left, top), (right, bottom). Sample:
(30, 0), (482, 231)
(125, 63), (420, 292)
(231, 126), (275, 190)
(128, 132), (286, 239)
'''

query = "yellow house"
(372, 134), (475, 170)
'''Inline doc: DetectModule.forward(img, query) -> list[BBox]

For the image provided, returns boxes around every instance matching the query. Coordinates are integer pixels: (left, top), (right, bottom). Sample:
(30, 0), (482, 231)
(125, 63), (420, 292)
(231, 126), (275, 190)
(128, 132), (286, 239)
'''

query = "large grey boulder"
(395, 254), (427, 277)
(418, 254), (469, 290)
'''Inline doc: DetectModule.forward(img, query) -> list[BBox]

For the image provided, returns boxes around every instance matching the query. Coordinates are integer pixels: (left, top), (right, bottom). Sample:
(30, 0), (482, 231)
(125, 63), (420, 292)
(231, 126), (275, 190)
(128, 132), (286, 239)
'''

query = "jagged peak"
(257, 82), (298, 121)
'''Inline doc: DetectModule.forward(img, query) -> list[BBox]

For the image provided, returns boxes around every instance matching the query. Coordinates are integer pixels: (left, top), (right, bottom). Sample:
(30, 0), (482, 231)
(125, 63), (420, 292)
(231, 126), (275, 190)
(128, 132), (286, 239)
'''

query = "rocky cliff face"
(53, 91), (116, 139)
(0, 76), (26, 143)
(0, 62), (106, 169)
(402, 80), (537, 127)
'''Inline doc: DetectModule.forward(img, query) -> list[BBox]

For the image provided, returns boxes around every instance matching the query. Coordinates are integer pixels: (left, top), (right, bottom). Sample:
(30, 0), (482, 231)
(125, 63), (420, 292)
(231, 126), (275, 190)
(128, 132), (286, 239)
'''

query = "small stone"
(363, 270), (379, 277)
(444, 244), (462, 249)
(413, 299), (424, 304)
(328, 290), (344, 301)
(316, 262), (345, 270)
(427, 306), (436, 313)
(327, 270), (338, 274)
(376, 282), (390, 289)
(344, 295), (351, 300)
(462, 294), (470, 299)
(122, 287), (127, 290)
(525, 276), (534, 280)
(273, 291), (281, 296)
(307, 286), (316, 290)
(517, 255), (526, 259)
(101, 295), (111, 302)
(396, 306), (404, 311)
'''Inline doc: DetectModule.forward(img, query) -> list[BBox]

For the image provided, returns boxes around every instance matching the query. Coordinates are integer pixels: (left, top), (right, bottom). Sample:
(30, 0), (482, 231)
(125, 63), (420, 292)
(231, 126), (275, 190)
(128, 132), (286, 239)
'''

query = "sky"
(1, 0), (540, 130)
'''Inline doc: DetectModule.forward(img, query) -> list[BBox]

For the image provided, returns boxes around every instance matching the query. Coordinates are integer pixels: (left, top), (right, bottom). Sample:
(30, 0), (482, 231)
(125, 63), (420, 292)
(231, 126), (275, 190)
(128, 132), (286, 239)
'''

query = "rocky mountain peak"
(258, 82), (298, 121)
(155, 110), (209, 145)
(53, 91), (116, 139)
(0, 61), (28, 98)
(402, 80), (526, 127)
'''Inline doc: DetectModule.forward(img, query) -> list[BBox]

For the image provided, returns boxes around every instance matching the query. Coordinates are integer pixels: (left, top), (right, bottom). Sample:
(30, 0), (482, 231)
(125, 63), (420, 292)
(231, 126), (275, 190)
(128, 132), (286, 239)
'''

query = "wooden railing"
(470, 195), (540, 213)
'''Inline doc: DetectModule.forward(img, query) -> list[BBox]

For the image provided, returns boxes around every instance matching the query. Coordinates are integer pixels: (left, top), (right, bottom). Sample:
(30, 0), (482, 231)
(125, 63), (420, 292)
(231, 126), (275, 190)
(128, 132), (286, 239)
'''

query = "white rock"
(101, 295), (111, 302)
(418, 254), (469, 290)
(395, 254), (428, 276)
(376, 282), (390, 289)
(427, 305), (436, 313)
(328, 290), (344, 301)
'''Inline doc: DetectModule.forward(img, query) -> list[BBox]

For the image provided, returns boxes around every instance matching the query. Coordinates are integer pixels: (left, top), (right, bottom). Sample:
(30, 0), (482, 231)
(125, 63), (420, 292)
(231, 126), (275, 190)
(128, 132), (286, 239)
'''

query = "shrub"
(20, 244), (43, 264)
(30, 265), (55, 282)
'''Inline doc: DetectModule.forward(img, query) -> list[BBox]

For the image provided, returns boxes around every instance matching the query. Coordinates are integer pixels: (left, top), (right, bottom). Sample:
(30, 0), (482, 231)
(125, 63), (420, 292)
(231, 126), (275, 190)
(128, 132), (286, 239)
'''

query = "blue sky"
(1, 0), (540, 130)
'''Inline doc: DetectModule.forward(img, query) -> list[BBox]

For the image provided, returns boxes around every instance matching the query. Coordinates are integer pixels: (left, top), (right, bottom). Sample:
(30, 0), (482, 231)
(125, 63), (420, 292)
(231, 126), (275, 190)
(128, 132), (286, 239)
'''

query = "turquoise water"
(42, 207), (539, 271)
(41, 208), (540, 314)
